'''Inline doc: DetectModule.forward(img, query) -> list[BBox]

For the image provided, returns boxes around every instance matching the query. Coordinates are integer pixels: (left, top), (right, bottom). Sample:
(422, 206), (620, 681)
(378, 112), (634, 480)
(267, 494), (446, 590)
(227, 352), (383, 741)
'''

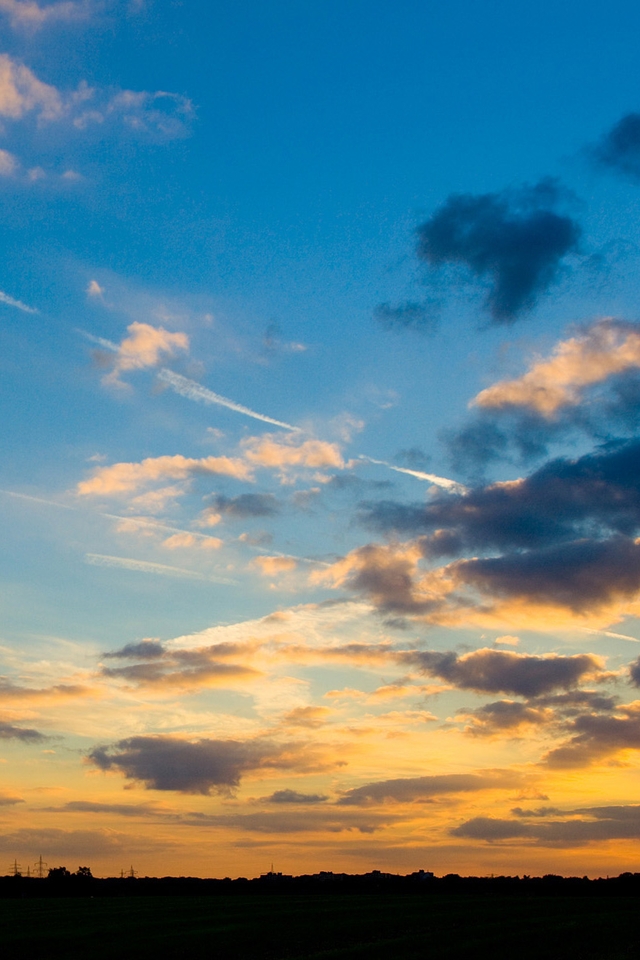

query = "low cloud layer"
(416, 179), (580, 323)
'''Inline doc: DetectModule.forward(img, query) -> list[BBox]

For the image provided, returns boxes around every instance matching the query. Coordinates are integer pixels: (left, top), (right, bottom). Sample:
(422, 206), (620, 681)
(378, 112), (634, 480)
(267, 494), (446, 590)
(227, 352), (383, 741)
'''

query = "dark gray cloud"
(452, 805), (640, 845)
(374, 301), (438, 333)
(100, 641), (258, 687)
(209, 493), (280, 519)
(629, 656), (640, 687)
(361, 440), (640, 555)
(184, 809), (395, 834)
(593, 113), (640, 179)
(544, 706), (640, 768)
(416, 179), (581, 323)
(337, 772), (518, 806)
(103, 640), (165, 660)
(88, 735), (296, 794)
(262, 789), (328, 804)
(458, 536), (640, 613)
(401, 648), (600, 698)
(0, 720), (47, 743)
(53, 801), (168, 818)
(459, 699), (553, 736)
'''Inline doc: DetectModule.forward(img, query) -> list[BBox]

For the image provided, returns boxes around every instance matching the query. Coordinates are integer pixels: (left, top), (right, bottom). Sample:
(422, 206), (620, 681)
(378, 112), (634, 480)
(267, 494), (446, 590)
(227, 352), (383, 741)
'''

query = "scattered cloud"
(474, 319), (640, 416)
(416, 178), (581, 323)
(207, 493), (280, 520)
(452, 804), (640, 845)
(400, 648), (602, 698)
(374, 301), (438, 333)
(262, 789), (328, 804)
(0, 0), (93, 30)
(100, 638), (258, 688)
(101, 322), (188, 387)
(0, 719), (48, 742)
(338, 771), (519, 806)
(86, 279), (104, 296)
(77, 453), (252, 496)
(88, 735), (317, 794)
(593, 112), (640, 180)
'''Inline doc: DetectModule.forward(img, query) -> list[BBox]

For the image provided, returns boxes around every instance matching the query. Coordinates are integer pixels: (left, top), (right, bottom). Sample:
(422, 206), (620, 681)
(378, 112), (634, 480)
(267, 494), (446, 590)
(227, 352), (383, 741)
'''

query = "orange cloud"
(251, 556), (297, 576)
(242, 433), (344, 481)
(77, 454), (252, 496)
(103, 322), (188, 386)
(474, 319), (640, 416)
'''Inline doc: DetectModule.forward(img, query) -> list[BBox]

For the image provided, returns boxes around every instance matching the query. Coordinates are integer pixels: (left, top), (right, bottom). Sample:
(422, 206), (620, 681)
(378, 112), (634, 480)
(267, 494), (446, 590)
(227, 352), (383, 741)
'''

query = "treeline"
(2, 870), (640, 898)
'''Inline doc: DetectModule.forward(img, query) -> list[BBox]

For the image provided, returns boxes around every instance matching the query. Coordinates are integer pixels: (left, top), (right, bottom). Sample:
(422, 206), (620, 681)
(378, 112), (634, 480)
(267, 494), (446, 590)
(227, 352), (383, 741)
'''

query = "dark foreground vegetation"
(1, 877), (640, 959)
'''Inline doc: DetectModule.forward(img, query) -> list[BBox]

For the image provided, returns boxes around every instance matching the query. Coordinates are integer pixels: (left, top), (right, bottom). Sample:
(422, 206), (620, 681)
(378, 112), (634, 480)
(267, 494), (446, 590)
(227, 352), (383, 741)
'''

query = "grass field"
(0, 893), (638, 958)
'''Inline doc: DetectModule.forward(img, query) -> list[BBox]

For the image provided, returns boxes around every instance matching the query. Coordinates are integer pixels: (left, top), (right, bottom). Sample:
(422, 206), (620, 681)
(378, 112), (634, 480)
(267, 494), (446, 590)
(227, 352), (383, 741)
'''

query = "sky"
(6, 0), (640, 880)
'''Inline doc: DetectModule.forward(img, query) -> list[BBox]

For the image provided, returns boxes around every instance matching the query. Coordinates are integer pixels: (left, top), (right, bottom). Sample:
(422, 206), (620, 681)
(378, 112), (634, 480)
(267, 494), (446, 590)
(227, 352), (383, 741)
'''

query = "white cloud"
(87, 279), (103, 297)
(102, 322), (189, 387)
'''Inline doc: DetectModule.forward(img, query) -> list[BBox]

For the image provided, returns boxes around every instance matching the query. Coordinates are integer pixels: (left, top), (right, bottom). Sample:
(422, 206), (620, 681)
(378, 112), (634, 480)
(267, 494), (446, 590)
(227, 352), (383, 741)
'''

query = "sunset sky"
(6, 0), (640, 879)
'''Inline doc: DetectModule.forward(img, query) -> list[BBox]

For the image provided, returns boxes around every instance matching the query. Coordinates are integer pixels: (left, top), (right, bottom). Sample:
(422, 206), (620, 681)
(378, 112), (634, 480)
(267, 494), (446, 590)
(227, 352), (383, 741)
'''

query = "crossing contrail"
(158, 368), (300, 432)
(357, 456), (467, 495)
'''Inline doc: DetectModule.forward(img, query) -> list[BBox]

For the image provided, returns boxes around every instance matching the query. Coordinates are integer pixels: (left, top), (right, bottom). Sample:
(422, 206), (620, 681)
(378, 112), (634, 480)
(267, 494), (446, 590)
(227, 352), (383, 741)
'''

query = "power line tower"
(34, 856), (47, 879)
(127, 865), (137, 879)
(9, 859), (21, 877)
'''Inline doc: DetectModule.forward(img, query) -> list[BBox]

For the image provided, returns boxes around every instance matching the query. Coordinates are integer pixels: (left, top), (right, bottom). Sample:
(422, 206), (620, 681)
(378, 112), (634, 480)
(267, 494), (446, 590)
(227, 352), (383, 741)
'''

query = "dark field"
(0, 894), (639, 959)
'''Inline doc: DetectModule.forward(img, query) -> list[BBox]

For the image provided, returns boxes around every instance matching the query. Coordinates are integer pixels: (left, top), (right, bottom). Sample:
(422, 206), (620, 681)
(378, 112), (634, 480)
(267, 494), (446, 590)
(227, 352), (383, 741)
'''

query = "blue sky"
(5, 0), (640, 878)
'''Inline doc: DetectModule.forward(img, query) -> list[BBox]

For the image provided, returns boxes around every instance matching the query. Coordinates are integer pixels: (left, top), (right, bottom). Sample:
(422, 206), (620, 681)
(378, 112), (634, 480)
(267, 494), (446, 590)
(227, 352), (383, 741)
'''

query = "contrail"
(1, 490), (222, 547)
(0, 290), (38, 314)
(582, 628), (640, 644)
(158, 369), (300, 432)
(77, 330), (118, 351)
(85, 553), (237, 585)
(357, 456), (467, 495)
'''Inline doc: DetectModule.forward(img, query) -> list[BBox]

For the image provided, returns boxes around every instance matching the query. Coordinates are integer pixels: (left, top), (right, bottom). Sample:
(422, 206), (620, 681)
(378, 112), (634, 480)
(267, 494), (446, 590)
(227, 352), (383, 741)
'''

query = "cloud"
(242, 434), (344, 481)
(452, 805), (640, 845)
(208, 493), (280, 519)
(0, 719), (47, 742)
(251, 555), (297, 577)
(77, 453), (252, 496)
(185, 808), (395, 834)
(400, 648), (602, 698)
(593, 113), (640, 179)
(374, 301), (438, 333)
(281, 706), (330, 728)
(88, 735), (310, 794)
(0, 0), (92, 29)
(338, 771), (518, 806)
(86, 279), (103, 296)
(0, 54), (194, 143)
(416, 178), (581, 323)
(312, 541), (438, 616)
(262, 789), (328, 804)
(445, 320), (640, 472)
(457, 536), (640, 615)
(157, 369), (299, 431)
(55, 800), (167, 818)
(0, 287), (37, 312)
(544, 702), (640, 767)
(102, 322), (188, 387)
(100, 639), (259, 688)
(474, 319), (640, 416)
(458, 699), (555, 737)
(360, 440), (640, 555)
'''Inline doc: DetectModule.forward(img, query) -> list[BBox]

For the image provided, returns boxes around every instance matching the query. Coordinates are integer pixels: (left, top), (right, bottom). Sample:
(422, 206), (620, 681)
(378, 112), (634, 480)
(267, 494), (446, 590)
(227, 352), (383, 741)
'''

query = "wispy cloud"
(158, 369), (300, 431)
(0, 288), (38, 313)
(84, 553), (236, 584)
(100, 322), (189, 387)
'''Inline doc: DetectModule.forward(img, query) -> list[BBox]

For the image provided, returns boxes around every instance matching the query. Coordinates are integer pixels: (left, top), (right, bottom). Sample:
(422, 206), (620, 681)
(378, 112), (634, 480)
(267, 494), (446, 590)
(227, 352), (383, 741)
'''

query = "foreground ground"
(0, 893), (638, 958)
